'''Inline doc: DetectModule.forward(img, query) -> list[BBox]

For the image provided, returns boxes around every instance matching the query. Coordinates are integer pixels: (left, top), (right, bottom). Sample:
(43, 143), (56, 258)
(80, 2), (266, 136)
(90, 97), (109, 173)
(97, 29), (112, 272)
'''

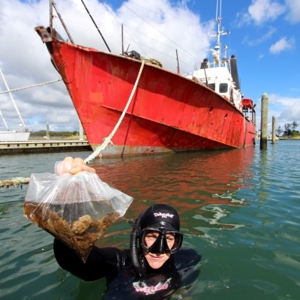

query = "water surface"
(0, 141), (300, 299)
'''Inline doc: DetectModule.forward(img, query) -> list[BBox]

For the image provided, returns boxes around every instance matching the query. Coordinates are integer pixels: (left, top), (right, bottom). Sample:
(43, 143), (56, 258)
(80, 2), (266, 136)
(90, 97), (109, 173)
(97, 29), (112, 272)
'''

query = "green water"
(0, 141), (300, 299)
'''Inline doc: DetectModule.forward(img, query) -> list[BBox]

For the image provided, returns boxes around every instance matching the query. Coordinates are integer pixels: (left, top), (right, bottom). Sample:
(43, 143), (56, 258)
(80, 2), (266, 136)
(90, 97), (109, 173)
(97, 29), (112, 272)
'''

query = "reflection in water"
(256, 150), (270, 202)
(92, 147), (255, 235)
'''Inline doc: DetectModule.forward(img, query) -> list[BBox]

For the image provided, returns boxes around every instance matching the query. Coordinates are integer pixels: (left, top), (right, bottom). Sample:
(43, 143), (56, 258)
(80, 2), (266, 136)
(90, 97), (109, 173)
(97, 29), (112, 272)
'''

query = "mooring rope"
(0, 177), (30, 188)
(0, 60), (145, 188)
(84, 60), (145, 164)
(0, 79), (62, 95)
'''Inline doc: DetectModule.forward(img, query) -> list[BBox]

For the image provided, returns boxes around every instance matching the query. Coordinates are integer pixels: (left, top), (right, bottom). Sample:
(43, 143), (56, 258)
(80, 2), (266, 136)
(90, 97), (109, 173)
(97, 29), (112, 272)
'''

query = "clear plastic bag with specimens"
(24, 161), (133, 263)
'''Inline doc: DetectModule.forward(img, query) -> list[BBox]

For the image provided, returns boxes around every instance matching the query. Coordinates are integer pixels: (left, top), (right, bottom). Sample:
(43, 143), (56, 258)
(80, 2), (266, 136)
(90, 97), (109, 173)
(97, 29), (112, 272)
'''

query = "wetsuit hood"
(140, 204), (180, 232)
(130, 204), (183, 277)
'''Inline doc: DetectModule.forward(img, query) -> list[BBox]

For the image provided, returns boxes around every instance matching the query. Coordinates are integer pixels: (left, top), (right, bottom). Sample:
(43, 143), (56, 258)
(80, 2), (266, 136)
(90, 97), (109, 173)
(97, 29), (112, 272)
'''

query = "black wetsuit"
(53, 239), (201, 299)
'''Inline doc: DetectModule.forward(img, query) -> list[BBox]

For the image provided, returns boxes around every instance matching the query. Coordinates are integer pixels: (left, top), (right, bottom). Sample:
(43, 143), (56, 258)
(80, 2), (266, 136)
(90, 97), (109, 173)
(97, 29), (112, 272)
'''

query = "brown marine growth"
(24, 200), (120, 262)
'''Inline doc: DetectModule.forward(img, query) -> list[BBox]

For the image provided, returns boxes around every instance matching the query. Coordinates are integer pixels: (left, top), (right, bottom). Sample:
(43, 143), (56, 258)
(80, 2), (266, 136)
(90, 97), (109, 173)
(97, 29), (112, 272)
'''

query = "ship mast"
(209, 0), (230, 67)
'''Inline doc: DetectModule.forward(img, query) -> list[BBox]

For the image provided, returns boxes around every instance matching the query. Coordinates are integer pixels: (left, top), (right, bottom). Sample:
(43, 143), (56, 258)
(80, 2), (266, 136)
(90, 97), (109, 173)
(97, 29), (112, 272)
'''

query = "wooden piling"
(260, 93), (268, 150)
(46, 122), (50, 139)
(272, 116), (276, 144)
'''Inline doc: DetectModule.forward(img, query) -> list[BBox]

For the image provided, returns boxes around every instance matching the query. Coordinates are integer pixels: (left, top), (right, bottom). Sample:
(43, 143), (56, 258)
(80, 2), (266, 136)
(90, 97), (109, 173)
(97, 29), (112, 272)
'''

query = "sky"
(0, 0), (299, 134)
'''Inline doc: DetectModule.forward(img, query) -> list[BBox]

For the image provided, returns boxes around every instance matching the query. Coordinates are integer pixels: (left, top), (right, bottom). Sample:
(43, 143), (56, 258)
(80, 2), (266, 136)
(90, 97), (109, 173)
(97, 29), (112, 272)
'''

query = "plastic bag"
(24, 163), (133, 263)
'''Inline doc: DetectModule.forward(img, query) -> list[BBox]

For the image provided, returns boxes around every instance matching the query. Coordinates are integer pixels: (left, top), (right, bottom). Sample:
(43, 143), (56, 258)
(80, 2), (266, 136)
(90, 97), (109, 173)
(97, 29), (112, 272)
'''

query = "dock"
(0, 139), (92, 154)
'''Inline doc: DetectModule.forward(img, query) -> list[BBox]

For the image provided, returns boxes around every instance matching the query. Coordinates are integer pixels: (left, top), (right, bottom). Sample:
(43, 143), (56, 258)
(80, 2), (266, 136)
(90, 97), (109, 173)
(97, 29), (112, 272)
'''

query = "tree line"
(30, 130), (79, 138)
(276, 122), (299, 137)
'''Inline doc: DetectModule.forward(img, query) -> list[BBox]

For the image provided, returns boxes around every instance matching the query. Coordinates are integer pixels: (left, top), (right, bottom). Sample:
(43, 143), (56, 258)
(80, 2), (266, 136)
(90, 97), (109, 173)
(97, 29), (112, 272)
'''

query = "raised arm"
(53, 238), (126, 281)
(53, 157), (126, 281)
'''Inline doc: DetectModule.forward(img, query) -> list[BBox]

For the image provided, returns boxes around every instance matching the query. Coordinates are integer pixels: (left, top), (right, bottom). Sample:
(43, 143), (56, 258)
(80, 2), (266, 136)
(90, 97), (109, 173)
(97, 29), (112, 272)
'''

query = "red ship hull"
(42, 35), (256, 157)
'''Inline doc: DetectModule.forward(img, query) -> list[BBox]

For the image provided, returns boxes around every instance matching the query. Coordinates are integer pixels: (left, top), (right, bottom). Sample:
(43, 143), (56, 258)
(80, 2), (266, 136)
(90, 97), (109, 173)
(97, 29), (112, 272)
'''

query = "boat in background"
(35, 0), (256, 157)
(0, 130), (30, 142)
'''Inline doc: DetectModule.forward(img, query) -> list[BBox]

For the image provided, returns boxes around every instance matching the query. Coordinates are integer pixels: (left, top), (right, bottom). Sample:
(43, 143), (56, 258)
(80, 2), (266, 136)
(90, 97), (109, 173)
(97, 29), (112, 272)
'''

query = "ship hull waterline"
(44, 37), (256, 158)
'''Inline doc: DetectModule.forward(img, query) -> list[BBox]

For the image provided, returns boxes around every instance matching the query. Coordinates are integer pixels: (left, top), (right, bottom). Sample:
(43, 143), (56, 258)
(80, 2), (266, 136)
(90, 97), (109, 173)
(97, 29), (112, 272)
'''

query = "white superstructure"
(187, 0), (243, 110)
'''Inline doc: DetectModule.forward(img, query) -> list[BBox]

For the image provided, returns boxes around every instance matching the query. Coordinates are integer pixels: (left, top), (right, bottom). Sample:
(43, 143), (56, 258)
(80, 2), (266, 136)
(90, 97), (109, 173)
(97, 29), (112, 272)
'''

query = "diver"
(53, 157), (201, 299)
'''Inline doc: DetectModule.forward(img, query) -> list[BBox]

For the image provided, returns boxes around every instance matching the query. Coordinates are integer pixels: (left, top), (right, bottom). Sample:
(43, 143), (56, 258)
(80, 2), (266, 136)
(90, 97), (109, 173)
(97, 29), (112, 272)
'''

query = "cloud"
(258, 54), (264, 60)
(269, 93), (300, 123)
(269, 37), (295, 54)
(255, 93), (300, 133)
(241, 0), (285, 25)
(285, 0), (300, 23)
(242, 27), (277, 46)
(0, 0), (214, 132)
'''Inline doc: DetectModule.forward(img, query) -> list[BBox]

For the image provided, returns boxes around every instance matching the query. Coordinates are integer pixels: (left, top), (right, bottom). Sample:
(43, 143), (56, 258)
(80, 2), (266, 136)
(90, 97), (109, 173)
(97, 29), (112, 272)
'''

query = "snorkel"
(129, 211), (146, 277)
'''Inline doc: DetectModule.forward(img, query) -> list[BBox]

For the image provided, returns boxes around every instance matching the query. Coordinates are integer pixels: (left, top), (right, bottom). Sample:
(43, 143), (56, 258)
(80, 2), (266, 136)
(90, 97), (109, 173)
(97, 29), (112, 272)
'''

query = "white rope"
(0, 79), (62, 95)
(84, 60), (145, 163)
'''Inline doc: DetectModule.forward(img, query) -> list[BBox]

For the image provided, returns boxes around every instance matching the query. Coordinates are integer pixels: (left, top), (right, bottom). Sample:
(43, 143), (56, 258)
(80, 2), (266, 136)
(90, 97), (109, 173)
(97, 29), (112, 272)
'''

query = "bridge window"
(219, 83), (228, 93)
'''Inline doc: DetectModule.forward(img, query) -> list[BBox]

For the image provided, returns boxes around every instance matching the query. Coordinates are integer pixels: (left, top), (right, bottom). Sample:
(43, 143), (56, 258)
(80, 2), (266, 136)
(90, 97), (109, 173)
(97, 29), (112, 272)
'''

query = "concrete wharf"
(0, 139), (92, 154)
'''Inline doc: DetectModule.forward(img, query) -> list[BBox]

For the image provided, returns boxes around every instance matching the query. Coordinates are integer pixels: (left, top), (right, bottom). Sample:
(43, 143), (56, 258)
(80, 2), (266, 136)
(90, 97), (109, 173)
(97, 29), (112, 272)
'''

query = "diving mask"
(140, 227), (183, 254)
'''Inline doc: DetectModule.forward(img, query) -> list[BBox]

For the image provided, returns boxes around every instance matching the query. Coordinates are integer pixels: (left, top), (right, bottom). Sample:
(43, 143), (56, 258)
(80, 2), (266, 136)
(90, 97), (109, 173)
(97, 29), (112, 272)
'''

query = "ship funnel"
(200, 58), (209, 69)
(230, 55), (240, 90)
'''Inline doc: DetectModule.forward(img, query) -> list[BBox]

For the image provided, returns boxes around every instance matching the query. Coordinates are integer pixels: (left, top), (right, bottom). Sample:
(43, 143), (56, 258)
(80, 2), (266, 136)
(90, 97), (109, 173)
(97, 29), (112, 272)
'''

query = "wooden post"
(46, 122), (50, 140)
(271, 116), (276, 144)
(79, 120), (84, 140)
(260, 93), (268, 149)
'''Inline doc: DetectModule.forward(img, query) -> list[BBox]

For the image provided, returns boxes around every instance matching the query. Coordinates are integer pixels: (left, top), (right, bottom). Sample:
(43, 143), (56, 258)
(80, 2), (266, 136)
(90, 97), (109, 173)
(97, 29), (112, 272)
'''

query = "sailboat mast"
(0, 108), (9, 130)
(0, 69), (28, 130)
